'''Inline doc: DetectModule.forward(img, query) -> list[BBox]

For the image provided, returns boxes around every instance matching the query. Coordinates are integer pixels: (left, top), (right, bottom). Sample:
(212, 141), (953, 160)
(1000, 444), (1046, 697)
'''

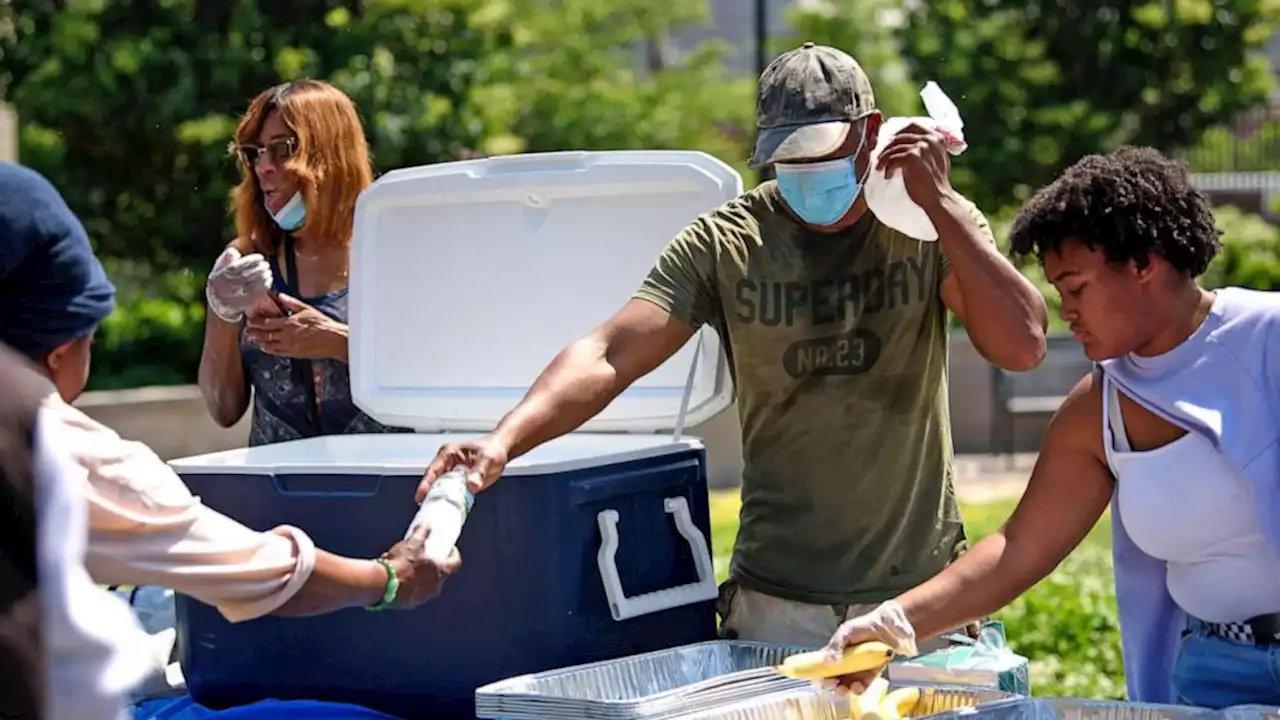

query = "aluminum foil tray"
(665, 684), (1018, 720)
(1213, 706), (1280, 720)
(475, 640), (812, 720)
(921, 697), (1213, 720)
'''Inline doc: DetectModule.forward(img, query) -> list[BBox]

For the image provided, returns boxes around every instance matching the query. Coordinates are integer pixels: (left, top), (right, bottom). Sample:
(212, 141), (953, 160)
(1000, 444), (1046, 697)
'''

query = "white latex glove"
(816, 600), (920, 696)
(205, 248), (273, 323)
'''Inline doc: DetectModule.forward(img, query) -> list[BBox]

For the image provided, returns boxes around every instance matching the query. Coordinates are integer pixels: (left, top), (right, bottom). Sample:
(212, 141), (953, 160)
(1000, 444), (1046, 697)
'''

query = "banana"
(851, 676), (891, 720)
(775, 641), (896, 680)
(876, 686), (923, 719)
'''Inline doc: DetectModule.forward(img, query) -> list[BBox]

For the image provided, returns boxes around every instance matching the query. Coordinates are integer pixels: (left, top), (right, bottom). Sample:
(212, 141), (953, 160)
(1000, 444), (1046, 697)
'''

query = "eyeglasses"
(232, 137), (298, 167)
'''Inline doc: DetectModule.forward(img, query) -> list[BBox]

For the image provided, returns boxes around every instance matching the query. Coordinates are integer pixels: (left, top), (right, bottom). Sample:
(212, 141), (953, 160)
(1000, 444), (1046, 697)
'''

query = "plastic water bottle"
(404, 467), (475, 562)
(864, 81), (968, 242)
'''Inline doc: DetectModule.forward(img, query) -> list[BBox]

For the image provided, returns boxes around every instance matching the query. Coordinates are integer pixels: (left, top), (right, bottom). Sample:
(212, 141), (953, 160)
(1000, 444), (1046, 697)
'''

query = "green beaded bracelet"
(365, 557), (400, 612)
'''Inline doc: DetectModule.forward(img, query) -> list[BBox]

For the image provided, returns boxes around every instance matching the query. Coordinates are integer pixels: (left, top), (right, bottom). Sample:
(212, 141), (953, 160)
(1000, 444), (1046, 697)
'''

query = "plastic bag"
(887, 621), (1032, 696)
(864, 81), (968, 242)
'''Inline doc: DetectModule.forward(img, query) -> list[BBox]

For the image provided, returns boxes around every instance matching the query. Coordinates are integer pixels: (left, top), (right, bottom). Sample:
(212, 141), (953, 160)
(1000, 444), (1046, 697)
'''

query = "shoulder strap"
(282, 234), (300, 296)
(1096, 365), (1131, 484)
(1096, 365), (1118, 479)
(281, 236), (321, 434)
(1106, 375), (1133, 454)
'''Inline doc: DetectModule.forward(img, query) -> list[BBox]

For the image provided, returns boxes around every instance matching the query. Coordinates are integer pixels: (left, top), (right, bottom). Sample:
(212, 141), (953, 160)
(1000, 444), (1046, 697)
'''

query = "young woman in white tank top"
(816, 147), (1280, 709)
(1103, 373), (1280, 630)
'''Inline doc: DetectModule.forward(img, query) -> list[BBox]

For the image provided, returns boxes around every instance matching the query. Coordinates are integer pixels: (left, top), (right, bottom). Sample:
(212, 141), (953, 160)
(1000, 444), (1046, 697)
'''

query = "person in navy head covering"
(0, 163), (116, 402)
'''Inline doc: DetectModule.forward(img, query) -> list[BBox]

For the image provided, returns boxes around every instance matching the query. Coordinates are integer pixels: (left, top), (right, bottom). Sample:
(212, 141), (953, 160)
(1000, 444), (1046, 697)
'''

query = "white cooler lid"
(349, 150), (741, 433)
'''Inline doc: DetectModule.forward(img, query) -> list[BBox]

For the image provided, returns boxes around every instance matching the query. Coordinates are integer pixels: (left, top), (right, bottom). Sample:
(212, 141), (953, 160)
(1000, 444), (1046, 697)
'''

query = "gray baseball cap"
(749, 42), (877, 169)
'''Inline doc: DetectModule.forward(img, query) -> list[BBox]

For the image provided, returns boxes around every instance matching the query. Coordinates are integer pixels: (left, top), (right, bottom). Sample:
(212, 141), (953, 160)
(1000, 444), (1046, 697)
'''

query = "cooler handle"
(596, 496), (718, 621)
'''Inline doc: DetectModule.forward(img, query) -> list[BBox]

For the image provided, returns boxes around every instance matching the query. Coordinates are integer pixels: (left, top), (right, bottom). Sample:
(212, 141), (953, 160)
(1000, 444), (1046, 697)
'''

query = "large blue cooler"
(167, 150), (743, 720)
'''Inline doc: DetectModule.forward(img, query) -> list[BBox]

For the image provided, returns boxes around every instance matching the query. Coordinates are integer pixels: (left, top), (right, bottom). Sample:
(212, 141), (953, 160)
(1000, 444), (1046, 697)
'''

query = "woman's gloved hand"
(818, 600), (920, 695)
(206, 247), (273, 323)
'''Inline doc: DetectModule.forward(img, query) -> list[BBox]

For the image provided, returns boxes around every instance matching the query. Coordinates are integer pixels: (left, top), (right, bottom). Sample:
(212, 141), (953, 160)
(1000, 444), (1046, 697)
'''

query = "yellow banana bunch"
(875, 687), (923, 719)
(774, 641), (896, 680)
(852, 676), (890, 720)
(775, 642), (921, 720)
(851, 681), (922, 720)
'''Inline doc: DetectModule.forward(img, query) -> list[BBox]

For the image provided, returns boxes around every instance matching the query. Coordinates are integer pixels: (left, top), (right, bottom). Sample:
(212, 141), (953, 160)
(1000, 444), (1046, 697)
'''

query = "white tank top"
(1103, 374), (1280, 623)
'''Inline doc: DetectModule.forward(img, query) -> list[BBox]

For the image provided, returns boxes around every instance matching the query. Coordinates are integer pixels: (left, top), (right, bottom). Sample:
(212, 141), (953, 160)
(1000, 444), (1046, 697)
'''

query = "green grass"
(709, 489), (1125, 700)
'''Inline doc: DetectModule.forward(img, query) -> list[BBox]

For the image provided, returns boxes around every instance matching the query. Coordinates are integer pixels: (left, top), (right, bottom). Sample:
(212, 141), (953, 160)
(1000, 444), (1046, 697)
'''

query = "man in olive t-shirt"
(421, 43), (1048, 648)
(634, 180), (988, 611)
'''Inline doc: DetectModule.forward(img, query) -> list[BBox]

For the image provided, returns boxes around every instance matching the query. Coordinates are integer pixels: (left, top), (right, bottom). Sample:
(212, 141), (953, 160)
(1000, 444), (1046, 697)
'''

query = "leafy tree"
(1, 0), (752, 272)
(1, 0), (754, 388)
(1201, 204), (1280, 289)
(483, 0), (756, 177)
(988, 203), (1280, 332)
(899, 0), (1280, 210)
(0, 0), (508, 271)
(784, 0), (922, 117)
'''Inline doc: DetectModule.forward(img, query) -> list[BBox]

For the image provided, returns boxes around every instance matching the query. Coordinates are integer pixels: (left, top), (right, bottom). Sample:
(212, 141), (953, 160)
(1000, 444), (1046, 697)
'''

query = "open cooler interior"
(345, 150), (739, 435)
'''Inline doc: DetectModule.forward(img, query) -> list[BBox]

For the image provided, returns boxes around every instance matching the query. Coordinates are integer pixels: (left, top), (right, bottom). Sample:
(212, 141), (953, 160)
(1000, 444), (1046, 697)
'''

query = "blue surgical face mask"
(268, 192), (306, 232)
(774, 126), (869, 226)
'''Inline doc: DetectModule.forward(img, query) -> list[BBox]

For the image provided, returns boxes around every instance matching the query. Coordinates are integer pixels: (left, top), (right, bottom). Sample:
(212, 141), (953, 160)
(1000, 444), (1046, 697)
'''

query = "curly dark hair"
(1009, 146), (1222, 277)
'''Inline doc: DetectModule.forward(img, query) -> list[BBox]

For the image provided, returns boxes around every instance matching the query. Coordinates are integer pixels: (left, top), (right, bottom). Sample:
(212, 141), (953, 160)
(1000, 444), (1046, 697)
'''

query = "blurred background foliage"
(5, 0), (1280, 696)
(3, 0), (1280, 384)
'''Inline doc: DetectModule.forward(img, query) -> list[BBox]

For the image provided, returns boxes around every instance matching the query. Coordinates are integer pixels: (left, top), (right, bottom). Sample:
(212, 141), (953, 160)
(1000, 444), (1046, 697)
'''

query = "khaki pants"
(716, 579), (977, 652)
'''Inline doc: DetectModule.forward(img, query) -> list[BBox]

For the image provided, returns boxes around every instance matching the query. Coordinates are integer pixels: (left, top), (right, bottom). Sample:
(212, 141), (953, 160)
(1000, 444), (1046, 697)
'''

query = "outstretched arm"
(420, 213), (723, 496)
(825, 374), (1113, 671)
(493, 299), (696, 459)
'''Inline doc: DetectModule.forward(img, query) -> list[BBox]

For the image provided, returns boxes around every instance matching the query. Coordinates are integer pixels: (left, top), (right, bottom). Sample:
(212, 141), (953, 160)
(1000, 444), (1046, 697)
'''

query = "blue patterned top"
(239, 248), (410, 446)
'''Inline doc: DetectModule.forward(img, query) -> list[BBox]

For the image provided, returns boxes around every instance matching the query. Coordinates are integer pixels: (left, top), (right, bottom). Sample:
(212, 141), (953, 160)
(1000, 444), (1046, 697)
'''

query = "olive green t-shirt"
(635, 181), (993, 605)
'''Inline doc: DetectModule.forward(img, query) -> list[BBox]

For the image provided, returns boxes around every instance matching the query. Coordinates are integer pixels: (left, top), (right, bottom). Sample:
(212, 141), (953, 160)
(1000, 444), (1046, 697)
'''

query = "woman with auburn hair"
(199, 79), (408, 445)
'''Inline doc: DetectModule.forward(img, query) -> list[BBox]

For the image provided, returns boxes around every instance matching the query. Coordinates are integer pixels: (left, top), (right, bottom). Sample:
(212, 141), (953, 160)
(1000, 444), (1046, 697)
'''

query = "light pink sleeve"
(44, 397), (317, 623)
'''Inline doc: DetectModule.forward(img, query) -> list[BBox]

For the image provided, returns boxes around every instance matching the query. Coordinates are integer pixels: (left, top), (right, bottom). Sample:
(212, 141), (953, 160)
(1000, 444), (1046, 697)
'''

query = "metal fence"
(1177, 108), (1280, 216)
(1180, 108), (1280, 174)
